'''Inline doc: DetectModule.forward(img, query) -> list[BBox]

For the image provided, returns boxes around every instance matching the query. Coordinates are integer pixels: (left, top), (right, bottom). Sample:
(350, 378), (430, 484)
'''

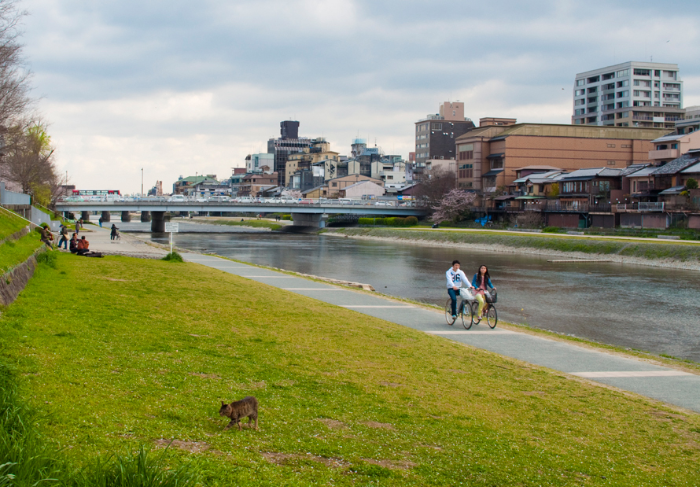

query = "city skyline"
(21, 0), (700, 193)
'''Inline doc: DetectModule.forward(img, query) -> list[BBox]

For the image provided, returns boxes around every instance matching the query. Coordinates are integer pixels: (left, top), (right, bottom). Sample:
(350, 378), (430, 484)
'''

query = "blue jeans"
(58, 237), (68, 249)
(447, 288), (460, 316)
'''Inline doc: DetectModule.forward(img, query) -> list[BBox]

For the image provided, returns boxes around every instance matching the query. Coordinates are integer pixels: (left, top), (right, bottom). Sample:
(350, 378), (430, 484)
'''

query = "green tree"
(686, 178), (698, 190)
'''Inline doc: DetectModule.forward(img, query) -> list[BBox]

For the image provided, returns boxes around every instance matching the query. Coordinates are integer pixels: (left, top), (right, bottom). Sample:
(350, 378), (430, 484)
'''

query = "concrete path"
(184, 253), (700, 413)
(66, 224), (167, 258)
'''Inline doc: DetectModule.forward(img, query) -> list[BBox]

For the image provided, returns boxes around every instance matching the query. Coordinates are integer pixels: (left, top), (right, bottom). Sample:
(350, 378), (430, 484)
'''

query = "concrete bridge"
(55, 201), (427, 231)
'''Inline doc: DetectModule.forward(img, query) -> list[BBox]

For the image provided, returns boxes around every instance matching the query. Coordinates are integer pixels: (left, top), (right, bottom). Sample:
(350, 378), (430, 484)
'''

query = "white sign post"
(165, 222), (179, 254)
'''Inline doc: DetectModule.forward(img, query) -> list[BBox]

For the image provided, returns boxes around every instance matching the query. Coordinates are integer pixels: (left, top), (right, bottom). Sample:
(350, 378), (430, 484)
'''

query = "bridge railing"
(56, 197), (424, 208)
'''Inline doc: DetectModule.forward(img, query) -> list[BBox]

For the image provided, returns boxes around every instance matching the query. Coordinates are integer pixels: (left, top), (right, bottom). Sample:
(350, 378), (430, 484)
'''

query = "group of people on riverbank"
(446, 261), (496, 320)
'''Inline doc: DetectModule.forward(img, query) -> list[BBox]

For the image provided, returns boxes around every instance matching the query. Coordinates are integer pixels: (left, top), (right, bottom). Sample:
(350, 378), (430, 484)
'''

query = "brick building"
(454, 122), (670, 200)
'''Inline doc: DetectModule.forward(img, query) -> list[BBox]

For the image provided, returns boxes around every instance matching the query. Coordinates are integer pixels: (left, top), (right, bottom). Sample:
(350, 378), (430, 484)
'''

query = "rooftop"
(652, 151), (700, 175)
(456, 123), (670, 143)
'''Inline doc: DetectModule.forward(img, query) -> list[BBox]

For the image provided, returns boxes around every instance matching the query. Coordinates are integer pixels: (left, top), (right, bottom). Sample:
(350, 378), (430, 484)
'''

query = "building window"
(576, 79), (585, 86)
(587, 76), (600, 83)
(617, 91), (628, 98)
(621, 144), (631, 148)
(607, 160), (616, 165)
(616, 69), (629, 78)
(432, 123), (442, 130)
(575, 89), (585, 96)
(575, 109), (585, 115)
(634, 68), (651, 76)
(575, 98), (585, 106)
(607, 144), (616, 148)
(617, 80), (629, 88)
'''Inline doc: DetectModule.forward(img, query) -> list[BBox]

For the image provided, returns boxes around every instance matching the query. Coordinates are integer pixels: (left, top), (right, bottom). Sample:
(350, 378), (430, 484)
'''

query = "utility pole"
(141, 168), (144, 197)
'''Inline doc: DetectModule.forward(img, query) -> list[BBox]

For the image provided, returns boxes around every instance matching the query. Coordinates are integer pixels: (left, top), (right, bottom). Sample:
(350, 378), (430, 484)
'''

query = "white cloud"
(18, 0), (700, 193)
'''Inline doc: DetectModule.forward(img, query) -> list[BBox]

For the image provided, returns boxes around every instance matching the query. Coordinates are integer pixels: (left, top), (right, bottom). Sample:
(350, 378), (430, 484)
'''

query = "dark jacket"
(69, 239), (78, 252)
(471, 273), (494, 289)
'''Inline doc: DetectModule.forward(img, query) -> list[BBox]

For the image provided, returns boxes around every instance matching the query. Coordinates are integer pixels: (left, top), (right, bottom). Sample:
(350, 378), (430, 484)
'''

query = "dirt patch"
(523, 391), (546, 396)
(448, 369), (468, 374)
(154, 439), (210, 453)
(189, 372), (221, 379)
(189, 333), (209, 337)
(362, 458), (416, 470)
(379, 381), (402, 387)
(101, 277), (128, 282)
(650, 410), (687, 421)
(274, 380), (295, 387)
(318, 418), (348, 429)
(363, 421), (394, 430)
(262, 452), (350, 468)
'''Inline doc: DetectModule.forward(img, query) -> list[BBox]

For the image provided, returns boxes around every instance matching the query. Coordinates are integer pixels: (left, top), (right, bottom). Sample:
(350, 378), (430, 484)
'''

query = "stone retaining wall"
(0, 226), (30, 247)
(0, 249), (43, 307)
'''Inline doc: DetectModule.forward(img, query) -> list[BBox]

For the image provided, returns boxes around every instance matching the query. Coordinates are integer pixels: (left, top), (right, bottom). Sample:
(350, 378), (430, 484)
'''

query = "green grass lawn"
(0, 210), (30, 241)
(335, 228), (700, 262)
(0, 230), (45, 273)
(2, 253), (699, 486)
(207, 219), (282, 231)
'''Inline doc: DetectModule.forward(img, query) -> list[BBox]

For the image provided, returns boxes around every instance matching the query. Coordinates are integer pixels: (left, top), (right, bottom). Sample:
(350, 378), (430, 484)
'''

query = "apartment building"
(572, 61), (684, 129)
(285, 138), (339, 186)
(453, 122), (669, 198)
(267, 120), (313, 187)
(414, 101), (475, 165)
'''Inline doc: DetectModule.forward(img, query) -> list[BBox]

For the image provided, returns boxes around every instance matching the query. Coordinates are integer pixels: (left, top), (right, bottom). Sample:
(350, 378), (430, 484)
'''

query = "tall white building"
(573, 61), (683, 130)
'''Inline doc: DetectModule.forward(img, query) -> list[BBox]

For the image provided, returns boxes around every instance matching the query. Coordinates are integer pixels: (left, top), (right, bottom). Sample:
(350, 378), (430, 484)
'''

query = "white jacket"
(446, 268), (468, 289)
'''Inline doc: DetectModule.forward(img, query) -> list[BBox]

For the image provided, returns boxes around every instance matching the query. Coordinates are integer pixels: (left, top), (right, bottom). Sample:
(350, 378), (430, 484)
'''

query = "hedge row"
(359, 216), (418, 226)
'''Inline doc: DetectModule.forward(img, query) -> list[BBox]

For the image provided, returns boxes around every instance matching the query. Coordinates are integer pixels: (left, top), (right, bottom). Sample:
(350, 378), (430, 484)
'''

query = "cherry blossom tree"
(430, 189), (476, 224)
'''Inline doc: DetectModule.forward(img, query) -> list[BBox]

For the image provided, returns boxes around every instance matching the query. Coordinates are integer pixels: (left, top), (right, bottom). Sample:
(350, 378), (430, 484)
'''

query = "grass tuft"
(162, 251), (184, 263)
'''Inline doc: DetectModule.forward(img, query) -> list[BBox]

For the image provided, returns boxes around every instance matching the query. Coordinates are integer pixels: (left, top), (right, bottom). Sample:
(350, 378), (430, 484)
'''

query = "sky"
(19, 0), (700, 194)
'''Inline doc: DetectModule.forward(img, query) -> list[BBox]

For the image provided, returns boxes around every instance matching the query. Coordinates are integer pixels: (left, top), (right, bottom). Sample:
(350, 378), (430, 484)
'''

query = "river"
(150, 231), (700, 362)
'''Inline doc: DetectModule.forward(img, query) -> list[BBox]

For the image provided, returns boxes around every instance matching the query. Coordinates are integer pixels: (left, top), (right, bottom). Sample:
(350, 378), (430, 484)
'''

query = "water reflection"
(152, 232), (700, 362)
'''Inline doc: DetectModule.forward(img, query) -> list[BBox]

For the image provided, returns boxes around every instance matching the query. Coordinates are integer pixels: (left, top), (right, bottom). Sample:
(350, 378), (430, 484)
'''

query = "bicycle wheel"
(487, 305), (498, 329)
(461, 300), (473, 330)
(445, 298), (455, 325)
(471, 301), (481, 326)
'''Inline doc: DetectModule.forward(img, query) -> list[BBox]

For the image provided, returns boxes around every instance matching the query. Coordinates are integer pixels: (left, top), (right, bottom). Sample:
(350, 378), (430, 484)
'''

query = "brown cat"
(219, 396), (258, 431)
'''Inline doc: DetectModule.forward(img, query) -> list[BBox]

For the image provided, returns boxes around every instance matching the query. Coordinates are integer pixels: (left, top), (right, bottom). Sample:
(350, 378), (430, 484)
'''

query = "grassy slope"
(207, 219), (282, 231)
(1, 254), (699, 486)
(0, 210), (29, 241)
(335, 228), (700, 262)
(0, 230), (44, 273)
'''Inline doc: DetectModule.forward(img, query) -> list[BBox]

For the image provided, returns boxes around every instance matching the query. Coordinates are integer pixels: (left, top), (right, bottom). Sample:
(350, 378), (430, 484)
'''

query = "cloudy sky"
(20, 0), (700, 194)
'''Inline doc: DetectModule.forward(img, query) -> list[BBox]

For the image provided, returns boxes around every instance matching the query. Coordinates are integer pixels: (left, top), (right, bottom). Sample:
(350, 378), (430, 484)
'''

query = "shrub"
(686, 178), (698, 190)
(34, 226), (45, 234)
(281, 214), (292, 221)
(374, 218), (386, 225)
(358, 218), (375, 225)
(162, 251), (184, 263)
(542, 226), (562, 233)
(405, 216), (418, 226)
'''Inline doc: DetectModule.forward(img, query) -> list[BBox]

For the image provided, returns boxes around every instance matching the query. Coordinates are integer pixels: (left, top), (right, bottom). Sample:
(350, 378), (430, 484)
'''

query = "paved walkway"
(68, 224), (167, 258)
(184, 253), (700, 413)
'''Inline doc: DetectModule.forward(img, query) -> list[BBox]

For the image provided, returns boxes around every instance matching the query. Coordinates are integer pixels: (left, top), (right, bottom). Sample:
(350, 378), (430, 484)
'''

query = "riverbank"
(3, 252), (699, 485)
(327, 228), (700, 271)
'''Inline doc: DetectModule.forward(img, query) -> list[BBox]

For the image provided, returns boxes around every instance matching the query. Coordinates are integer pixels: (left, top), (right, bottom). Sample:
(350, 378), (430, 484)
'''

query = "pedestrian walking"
(110, 223), (119, 240)
(98, 216), (103, 227)
(58, 225), (69, 249)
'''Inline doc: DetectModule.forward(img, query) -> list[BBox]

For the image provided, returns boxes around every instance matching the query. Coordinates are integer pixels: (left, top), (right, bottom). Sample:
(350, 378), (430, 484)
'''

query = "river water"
(151, 231), (700, 362)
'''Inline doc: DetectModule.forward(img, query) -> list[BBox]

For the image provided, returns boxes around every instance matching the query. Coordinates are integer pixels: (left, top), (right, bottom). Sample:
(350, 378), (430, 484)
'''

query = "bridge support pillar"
(81, 211), (91, 222)
(151, 211), (166, 233)
(101, 211), (111, 222)
(292, 213), (327, 228)
(121, 211), (131, 222)
(140, 211), (151, 222)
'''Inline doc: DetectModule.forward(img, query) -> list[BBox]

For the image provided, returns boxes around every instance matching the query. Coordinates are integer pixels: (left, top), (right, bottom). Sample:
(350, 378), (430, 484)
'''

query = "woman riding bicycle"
(446, 260), (468, 319)
(471, 265), (496, 319)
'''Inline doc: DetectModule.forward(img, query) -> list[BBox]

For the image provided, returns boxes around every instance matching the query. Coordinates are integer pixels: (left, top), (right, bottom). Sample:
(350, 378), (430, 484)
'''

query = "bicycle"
(444, 289), (476, 329)
(469, 288), (498, 329)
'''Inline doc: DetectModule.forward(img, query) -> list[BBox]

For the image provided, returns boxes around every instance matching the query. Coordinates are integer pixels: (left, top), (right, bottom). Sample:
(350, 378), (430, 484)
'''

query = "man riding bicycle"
(446, 260), (468, 319)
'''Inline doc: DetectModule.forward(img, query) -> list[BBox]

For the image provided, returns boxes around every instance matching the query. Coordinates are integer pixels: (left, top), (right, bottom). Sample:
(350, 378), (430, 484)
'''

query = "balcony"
(543, 200), (589, 212)
(648, 149), (679, 160)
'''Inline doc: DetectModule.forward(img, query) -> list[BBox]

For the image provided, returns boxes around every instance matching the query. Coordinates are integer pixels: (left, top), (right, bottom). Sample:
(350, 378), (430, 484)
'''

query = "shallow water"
(152, 232), (700, 362)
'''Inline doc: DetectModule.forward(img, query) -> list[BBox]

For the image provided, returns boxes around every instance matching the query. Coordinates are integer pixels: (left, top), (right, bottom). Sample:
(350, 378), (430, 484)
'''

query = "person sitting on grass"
(69, 234), (79, 254)
(76, 235), (90, 255)
(40, 226), (54, 249)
